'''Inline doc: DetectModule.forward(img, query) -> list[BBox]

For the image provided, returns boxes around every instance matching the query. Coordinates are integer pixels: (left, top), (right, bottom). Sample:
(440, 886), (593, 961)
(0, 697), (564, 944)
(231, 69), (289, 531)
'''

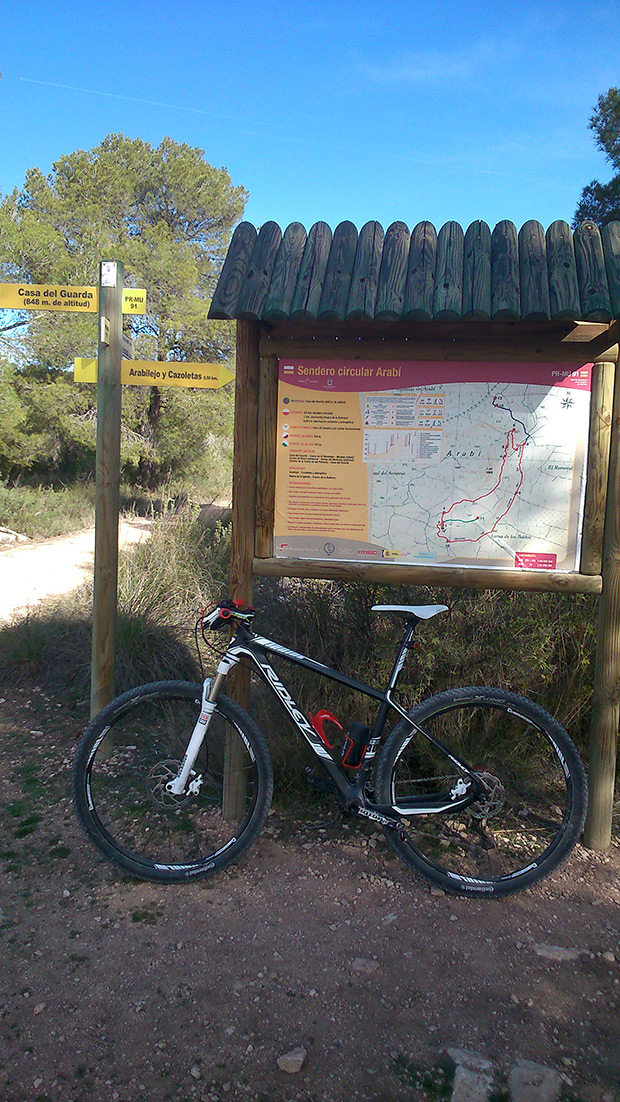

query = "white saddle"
(371, 604), (448, 619)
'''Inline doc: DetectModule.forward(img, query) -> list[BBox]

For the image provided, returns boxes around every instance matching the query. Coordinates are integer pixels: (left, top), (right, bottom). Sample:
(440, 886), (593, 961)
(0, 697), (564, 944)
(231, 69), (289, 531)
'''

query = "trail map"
(274, 360), (591, 572)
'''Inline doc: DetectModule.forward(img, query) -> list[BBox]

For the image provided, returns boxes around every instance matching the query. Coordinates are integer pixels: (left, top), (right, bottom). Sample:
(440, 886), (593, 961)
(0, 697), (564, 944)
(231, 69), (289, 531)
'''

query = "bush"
(0, 482), (95, 540)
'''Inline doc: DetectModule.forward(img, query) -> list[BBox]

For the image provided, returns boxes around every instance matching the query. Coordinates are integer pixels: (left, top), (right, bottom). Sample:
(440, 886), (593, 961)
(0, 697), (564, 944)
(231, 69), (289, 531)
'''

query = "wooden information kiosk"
(209, 216), (620, 849)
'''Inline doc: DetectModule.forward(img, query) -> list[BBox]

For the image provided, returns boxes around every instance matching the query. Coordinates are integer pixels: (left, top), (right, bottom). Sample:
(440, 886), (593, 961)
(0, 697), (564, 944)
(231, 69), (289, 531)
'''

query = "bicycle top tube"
(200, 599), (448, 707)
(201, 599), (448, 639)
(230, 629), (387, 703)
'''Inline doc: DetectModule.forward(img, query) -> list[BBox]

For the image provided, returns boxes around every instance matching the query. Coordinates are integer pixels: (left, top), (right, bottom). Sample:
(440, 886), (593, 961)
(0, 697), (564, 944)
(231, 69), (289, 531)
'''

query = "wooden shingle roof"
(209, 218), (620, 324)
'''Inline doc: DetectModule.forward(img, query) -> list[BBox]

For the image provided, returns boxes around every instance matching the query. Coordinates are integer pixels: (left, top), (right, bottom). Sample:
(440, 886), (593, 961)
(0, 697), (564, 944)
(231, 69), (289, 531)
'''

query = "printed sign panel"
(121, 289), (147, 314)
(74, 359), (233, 389)
(0, 284), (98, 312)
(0, 285), (146, 314)
(274, 359), (592, 573)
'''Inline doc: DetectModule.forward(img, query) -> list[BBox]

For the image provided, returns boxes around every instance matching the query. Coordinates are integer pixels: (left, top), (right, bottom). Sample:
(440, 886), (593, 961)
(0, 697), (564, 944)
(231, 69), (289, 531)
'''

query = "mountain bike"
(72, 600), (588, 897)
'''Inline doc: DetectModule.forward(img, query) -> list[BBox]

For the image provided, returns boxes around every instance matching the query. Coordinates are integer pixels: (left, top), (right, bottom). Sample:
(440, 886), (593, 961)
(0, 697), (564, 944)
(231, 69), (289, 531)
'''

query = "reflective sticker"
(87, 726), (111, 766)
(235, 726), (256, 761)
(153, 861), (216, 873)
(507, 862), (538, 878)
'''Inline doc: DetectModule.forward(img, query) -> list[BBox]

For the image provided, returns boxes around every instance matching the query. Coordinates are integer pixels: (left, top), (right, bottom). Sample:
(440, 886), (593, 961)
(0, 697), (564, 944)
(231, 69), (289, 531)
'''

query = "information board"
(274, 359), (592, 572)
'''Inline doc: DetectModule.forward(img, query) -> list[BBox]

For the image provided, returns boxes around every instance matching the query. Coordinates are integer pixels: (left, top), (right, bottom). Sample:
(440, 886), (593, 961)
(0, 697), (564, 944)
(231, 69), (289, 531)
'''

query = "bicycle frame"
(168, 618), (483, 830)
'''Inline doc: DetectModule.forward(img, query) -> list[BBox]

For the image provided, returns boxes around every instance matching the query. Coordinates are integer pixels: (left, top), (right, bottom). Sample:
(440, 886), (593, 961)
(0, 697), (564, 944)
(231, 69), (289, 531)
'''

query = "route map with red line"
(436, 398), (528, 547)
(368, 365), (591, 571)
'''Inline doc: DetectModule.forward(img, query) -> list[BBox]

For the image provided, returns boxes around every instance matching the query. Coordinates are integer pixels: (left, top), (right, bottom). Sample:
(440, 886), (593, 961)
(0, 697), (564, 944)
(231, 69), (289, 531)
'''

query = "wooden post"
(229, 319), (261, 603)
(580, 360), (614, 574)
(224, 319), (261, 817)
(90, 261), (124, 719)
(584, 355), (620, 850)
(255, 354), (279, 558)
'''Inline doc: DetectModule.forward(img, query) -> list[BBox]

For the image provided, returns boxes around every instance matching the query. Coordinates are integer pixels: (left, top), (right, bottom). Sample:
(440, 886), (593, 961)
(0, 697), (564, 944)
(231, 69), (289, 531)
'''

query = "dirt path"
(0, 518), (151, 623)
(0, 685), (619, 1102)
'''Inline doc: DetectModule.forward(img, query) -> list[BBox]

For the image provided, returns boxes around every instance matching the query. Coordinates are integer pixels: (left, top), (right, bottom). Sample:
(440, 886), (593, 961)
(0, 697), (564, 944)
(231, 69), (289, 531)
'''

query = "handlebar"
(200, 600), (256, 633)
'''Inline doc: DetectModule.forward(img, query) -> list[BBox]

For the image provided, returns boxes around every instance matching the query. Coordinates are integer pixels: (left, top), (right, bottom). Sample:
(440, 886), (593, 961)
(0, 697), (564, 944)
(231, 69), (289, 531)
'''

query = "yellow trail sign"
(1, 284), (97, 312)
(120, 289), (147, 314)
(0, 284), (146, 314)
(74, 358), (234, 389)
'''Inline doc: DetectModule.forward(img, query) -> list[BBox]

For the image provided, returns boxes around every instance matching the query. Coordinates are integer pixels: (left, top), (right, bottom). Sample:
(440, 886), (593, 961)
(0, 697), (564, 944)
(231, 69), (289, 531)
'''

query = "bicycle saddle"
(371, 604), (448, 619)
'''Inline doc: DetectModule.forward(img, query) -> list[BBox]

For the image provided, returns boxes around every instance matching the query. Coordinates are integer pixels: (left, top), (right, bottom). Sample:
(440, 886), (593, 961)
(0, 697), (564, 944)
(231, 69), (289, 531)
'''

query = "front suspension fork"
(165, 670), (227, 796)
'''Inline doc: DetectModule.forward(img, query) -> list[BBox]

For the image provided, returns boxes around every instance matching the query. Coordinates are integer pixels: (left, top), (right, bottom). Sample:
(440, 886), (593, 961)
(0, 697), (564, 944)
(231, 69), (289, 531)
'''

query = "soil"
(0, 682), (619, 1102)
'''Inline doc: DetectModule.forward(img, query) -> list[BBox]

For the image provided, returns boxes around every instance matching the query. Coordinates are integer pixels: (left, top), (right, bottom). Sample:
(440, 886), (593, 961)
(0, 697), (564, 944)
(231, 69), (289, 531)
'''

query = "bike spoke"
(81, 693), (262, 871)
(376, 687), (586, 895)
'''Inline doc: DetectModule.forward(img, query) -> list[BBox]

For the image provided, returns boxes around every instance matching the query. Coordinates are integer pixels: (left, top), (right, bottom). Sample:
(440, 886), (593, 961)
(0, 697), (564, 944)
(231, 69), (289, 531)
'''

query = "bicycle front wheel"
(375, 687), (587, 898)
(73, 682), (273, 883)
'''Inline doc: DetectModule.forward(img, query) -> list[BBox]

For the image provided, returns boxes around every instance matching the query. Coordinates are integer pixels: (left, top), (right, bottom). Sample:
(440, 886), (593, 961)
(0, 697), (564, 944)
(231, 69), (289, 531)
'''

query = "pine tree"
(574, 88), (620, 226)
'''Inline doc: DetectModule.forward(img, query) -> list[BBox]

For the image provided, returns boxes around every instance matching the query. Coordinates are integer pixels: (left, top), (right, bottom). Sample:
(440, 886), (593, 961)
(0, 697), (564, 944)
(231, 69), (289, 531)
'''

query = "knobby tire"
(375, 687), (587, 897)
(72, 681), (273, 883)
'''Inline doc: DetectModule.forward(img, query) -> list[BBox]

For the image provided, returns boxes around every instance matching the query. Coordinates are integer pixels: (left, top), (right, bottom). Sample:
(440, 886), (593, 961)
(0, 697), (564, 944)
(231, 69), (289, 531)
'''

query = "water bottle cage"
(341, 723), (371, 769)
(309, 709), (343, 749)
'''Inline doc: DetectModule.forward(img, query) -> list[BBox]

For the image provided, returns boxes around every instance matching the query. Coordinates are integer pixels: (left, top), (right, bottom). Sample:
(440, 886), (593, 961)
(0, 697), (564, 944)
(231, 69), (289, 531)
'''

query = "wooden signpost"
(0, 266), (143, 717)
(0, 268), (233, 718)
(90, 261), (124, 718)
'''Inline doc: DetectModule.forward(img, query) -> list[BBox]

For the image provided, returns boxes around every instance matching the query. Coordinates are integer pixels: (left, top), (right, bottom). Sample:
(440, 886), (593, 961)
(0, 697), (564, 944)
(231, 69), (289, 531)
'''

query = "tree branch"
(0, 318), (30, 334)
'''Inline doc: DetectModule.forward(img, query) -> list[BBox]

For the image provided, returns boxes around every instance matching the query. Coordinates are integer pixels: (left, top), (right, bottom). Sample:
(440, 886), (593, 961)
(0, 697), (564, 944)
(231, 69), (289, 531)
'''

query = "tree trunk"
(137, 385), (163, 489)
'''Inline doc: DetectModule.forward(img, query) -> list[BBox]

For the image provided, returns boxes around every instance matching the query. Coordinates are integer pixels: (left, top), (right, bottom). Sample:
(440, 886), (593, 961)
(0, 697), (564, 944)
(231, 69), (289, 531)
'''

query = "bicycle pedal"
(304, 766), (338, 795)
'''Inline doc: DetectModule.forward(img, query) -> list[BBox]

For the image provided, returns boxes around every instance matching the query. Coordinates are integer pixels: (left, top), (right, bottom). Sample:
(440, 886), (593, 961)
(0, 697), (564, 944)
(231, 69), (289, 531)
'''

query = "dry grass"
(0, 505), (599, 798)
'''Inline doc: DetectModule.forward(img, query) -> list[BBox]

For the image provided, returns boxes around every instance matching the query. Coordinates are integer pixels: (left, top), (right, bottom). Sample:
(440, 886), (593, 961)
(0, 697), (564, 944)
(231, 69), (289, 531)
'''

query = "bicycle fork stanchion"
(166, 678), (216, 796)
(165, 651), (248, 820)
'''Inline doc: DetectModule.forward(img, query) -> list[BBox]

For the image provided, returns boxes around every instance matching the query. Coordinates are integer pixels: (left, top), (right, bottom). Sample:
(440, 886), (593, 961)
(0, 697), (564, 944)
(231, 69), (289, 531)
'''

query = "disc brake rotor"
(470, 771), (505, 820)
(147, 760), (194, 809)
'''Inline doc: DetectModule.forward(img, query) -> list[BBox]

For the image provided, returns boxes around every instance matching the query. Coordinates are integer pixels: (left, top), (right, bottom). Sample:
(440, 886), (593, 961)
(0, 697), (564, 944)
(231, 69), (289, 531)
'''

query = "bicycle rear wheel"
(375, 687), (587, 897)
(73, 681), (273, 883)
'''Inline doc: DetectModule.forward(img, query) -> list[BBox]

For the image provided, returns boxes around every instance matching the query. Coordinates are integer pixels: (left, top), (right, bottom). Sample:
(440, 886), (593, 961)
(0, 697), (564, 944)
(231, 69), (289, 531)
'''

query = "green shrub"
(0, 482), (95, 540)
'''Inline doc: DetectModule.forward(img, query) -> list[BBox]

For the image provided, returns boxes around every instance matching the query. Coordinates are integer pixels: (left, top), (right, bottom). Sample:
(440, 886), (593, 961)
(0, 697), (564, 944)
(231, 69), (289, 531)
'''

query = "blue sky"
(2, 0), (618, 235)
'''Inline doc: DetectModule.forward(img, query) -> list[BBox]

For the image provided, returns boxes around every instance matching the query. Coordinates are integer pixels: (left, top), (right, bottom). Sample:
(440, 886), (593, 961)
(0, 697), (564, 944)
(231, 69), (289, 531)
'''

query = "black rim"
(82, 696), (260, 873)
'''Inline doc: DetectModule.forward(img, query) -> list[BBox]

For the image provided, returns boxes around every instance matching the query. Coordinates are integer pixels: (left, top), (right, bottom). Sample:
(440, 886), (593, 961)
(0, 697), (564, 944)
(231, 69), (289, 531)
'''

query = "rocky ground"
(0, 682), (619, 1102)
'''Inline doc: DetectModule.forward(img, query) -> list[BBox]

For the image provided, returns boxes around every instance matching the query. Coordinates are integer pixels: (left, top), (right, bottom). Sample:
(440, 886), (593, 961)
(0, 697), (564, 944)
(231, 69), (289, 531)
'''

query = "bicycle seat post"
(386, 616), (419, 693)
(370, 605), (447, 697)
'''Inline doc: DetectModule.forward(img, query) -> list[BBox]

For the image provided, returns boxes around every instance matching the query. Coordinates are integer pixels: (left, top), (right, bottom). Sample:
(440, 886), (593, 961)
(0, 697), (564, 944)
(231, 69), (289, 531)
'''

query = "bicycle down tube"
(166, 622), (483, 827)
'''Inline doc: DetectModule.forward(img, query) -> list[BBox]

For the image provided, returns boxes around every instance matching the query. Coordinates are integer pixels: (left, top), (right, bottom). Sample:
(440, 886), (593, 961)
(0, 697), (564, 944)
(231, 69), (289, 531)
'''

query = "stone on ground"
(448, 1048), (493, 1101)
(277, 1047), (307, 1073)
(508, 1059), (562, 1102)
